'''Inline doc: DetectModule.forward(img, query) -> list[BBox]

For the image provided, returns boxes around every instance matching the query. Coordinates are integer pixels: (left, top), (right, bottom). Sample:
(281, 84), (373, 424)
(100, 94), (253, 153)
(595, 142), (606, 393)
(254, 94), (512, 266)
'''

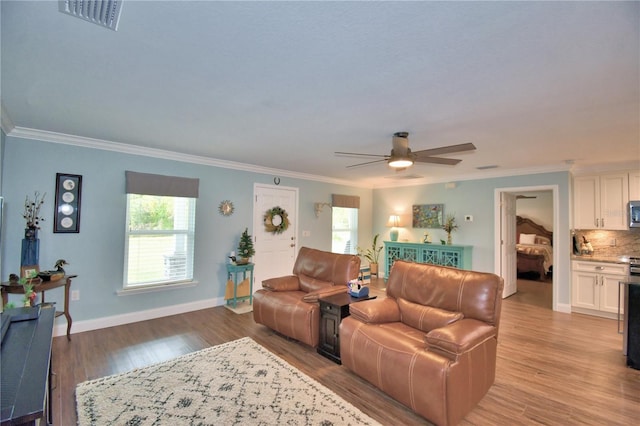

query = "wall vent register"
(58, 0), (124, 31)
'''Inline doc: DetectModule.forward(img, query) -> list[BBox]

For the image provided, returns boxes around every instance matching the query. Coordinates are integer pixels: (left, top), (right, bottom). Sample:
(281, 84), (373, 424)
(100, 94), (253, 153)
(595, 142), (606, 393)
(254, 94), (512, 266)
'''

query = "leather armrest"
(262, 275), (300, 292)
(348, 298), (401, 324)
(302, 286), (346, 303)
(425, 319), (496, 356)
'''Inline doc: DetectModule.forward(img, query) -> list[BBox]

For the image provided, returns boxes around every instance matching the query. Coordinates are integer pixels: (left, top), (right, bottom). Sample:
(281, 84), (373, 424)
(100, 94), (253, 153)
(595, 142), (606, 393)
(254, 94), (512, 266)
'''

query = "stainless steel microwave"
(631, 201), (640, 228)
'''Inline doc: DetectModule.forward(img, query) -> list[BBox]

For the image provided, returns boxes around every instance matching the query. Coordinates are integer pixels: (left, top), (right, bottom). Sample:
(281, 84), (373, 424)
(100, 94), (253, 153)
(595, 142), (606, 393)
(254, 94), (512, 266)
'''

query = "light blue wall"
(372, 171), (572, 306)
(1, 133), (572, 323)
(0, 136), (372, 321)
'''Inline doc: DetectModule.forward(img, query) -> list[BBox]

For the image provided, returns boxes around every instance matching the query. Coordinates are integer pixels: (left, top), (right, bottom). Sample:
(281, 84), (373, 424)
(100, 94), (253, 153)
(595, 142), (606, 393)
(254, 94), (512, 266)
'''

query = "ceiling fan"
(335, 132), (476, 170)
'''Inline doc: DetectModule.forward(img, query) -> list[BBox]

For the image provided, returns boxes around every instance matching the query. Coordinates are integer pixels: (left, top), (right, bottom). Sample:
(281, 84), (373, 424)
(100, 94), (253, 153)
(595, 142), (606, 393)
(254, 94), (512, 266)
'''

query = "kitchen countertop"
(571, 255), (633, 264)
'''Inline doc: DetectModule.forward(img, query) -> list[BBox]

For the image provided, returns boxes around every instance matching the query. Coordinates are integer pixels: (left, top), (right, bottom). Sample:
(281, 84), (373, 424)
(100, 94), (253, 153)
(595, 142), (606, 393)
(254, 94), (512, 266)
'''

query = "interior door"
(501, 192), (517, 298)
(253, 184), (298, 292)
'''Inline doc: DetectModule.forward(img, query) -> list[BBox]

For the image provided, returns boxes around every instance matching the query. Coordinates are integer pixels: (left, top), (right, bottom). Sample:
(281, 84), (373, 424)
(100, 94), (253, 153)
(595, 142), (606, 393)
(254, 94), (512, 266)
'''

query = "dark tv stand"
(1, 304), (55, 425)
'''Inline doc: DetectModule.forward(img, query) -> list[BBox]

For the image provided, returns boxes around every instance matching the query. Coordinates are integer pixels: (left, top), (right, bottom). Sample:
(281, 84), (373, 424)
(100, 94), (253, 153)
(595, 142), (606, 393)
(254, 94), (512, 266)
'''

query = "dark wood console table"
(1, 304), (55, 425)
(1, 275), (77, 341)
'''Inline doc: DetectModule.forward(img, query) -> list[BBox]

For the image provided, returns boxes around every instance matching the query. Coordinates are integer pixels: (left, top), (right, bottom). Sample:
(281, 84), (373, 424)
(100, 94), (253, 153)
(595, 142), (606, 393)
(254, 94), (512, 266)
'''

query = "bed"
(516, 216), (553, 279)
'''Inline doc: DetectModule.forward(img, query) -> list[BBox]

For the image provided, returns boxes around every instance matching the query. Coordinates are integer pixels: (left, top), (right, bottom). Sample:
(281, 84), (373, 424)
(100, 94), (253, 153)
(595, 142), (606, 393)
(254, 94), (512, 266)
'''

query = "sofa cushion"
(298, 273), (335, 293)
(387, 261), (503, 327)
(425, 319), (497, 356)
(302, 286), (346, 303)
(293, 247), (361, 286)
(398, 298), (464, 333)
(348, 298), (401, 324)
(262, 275), (300, 292)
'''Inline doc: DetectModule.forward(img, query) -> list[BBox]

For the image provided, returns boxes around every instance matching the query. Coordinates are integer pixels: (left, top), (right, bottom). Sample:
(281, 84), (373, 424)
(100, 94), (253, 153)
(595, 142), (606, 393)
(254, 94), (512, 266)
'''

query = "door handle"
(290, 243), (295, 247)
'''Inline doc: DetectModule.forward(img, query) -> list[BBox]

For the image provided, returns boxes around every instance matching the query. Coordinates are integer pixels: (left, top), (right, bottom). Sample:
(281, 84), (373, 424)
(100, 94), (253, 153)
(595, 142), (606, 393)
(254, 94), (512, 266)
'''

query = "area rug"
(76, 337), (380, 426)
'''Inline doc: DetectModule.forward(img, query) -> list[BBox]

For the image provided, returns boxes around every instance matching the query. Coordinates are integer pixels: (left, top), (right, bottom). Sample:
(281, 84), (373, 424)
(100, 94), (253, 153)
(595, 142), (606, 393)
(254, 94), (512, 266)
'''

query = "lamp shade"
(387, 215), (402, 227)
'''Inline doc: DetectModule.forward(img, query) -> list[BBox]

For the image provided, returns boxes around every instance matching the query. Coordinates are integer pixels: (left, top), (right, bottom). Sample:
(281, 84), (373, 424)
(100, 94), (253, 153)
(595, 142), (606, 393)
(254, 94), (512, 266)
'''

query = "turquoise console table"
(384, 241), (473, 277)
(225, 263), (254, 308)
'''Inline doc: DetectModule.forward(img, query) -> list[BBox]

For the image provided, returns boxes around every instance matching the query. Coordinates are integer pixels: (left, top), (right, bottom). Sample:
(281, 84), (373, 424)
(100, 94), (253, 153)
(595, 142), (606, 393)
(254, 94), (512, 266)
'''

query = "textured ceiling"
(1, 1), (638, 186)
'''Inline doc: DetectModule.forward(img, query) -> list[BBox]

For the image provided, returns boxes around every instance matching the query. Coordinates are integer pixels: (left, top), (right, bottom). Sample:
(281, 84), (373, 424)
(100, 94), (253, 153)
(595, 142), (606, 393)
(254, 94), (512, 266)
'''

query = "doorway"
(495, 185), (559, 310)
(253, 184), (298, 293)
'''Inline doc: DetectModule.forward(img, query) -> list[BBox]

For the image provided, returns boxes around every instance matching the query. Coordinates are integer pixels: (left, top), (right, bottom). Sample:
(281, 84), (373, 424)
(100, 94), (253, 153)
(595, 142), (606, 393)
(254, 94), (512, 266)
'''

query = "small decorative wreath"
(264, 206), (290, 234)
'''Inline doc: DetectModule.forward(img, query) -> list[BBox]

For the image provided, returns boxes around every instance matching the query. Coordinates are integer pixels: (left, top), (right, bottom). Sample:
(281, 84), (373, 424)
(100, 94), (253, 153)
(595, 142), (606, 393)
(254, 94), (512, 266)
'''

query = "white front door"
(501, 192), (517, 298)
(253, 184), (298, 292)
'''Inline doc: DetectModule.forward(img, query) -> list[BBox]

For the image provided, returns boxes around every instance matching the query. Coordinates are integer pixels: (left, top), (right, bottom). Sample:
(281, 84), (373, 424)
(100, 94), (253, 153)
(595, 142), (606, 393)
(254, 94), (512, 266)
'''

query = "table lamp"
(387, 215), (401, 241)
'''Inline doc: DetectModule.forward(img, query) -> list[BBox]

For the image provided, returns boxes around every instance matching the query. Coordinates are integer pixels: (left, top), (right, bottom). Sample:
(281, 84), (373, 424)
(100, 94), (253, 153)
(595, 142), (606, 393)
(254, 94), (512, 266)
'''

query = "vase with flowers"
(21, 192), (46, 266)
(443, 213), (458, 245)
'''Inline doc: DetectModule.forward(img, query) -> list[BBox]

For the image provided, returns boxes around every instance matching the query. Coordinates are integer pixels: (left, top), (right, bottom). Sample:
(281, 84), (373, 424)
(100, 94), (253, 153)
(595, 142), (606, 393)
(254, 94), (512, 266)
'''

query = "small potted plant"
(358, 234), (383, 276)
(443, 213), (458, 245)
(236, 228), (255, 264)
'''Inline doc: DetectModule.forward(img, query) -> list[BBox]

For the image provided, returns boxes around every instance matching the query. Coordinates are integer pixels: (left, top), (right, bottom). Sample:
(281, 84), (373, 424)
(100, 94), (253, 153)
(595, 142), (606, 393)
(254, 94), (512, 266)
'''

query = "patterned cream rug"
(76, 337), (380, 425)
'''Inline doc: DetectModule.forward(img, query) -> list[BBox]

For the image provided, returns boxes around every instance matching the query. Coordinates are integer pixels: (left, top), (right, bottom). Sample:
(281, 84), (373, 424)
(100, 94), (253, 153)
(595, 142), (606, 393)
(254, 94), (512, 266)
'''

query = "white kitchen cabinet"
(630, 171), (640, 200)
(572, 260), (628, 318)
(573, 173), (629, 230)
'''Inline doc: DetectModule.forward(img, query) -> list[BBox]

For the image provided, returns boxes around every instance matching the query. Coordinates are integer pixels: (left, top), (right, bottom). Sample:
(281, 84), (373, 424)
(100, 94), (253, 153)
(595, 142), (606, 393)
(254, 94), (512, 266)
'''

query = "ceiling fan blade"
(413, 143), (476, 157)
(346, 158), (388, 168)
(414, 156), (462, 165)
(335, 151), (389, 158)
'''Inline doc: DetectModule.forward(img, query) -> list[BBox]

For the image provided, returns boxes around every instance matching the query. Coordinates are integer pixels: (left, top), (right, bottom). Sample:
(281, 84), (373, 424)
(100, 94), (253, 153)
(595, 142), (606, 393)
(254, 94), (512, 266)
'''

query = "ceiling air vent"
(58, 0), (124, 31)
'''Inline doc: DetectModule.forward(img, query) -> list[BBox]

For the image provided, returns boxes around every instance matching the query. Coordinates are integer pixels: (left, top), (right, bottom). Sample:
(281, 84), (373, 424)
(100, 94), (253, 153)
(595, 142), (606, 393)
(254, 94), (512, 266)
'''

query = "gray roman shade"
(125, 171), (200, 198)
(331, 194), (360, 209)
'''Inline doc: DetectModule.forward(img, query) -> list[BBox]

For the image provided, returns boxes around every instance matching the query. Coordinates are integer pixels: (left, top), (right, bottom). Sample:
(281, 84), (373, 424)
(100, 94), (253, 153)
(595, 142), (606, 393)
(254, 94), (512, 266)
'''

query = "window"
(332, 207), (358, 254)
(124, 195), (196, 288)
(124, 171), (199, 290)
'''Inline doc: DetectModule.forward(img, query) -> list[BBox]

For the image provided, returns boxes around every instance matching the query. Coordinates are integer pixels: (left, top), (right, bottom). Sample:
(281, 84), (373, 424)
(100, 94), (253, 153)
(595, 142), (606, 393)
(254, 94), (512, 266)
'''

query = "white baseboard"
(53, 297), (225, 337)
(555, 303), (572, 314)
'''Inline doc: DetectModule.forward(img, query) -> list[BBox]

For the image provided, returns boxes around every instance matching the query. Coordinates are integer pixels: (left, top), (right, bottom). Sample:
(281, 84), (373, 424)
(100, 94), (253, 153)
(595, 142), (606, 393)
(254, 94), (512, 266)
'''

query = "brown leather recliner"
(253, 246), (361, 347)
(340, 260), (504, 426)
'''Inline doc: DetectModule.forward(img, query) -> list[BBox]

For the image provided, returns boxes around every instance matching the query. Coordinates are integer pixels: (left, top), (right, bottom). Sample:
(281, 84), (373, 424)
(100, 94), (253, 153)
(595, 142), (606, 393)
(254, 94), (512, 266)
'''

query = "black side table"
(317, 292), (375, 364)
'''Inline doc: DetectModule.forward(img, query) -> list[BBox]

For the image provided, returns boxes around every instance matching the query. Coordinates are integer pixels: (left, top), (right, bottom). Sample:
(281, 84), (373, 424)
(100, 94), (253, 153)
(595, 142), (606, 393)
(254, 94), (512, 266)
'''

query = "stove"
(630, 257), (640, 276)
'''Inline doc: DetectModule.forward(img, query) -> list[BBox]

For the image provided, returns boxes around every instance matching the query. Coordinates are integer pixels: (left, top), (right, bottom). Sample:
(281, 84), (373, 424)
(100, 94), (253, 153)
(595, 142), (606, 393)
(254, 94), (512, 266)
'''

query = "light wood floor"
(51, 278), (640, 425)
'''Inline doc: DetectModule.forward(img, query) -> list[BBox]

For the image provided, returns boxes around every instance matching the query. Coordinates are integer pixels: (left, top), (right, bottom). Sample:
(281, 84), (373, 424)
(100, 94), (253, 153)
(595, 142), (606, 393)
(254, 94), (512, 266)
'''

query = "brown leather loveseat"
(253, 246), (360, 347)
(340, 260), (504, 426)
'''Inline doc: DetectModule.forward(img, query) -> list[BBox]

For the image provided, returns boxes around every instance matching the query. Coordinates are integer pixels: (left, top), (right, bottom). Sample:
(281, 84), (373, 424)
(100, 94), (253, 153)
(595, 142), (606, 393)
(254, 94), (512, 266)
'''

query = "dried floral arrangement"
(23, 191), (46, 229)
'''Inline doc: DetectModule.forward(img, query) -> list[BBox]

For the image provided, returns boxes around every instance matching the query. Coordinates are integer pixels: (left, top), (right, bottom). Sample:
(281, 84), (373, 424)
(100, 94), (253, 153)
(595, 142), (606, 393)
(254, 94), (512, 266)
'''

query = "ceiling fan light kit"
(388, 155), (414, 168)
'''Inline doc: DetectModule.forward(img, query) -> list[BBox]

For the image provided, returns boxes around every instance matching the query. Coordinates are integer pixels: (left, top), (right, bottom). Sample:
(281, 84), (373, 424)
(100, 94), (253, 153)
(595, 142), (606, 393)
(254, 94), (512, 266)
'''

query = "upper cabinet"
(574, 172), (629, 230)
(630, 171), (640, 200)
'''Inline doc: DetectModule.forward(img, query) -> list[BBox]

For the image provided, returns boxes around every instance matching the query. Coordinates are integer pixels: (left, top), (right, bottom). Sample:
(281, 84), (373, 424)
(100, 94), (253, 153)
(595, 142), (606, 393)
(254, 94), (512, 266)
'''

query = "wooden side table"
(1, 275), (77, 341)
(225, 263), (254, 308)
(317, 292), (376, 364)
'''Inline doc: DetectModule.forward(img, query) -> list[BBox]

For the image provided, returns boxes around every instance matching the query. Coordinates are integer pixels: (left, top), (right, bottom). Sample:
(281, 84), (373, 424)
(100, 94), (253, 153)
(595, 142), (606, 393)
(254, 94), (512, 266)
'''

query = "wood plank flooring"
(51, 278), (640, 425)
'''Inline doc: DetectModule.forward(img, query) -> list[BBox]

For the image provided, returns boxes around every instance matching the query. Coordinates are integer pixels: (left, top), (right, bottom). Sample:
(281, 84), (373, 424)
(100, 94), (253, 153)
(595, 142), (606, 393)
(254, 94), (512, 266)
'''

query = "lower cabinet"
(572, 260), (628, 318)
(384, 241), (473, 278)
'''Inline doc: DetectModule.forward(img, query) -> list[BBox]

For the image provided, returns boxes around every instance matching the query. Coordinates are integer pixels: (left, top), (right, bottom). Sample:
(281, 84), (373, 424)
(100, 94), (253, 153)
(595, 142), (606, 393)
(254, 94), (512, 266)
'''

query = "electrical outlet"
(71, 290), (80, 301)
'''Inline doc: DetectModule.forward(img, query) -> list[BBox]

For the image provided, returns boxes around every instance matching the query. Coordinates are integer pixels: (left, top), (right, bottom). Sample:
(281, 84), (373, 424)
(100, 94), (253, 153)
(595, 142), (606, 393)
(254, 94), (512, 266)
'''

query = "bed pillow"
(519, 233), (536, 244)
(535, 235), (551, 245)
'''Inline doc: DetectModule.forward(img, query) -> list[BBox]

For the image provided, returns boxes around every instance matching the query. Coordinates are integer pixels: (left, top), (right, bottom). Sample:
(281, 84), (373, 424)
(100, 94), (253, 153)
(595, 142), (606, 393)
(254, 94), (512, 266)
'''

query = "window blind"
(126, 171), (200, 198)
(331, 194), (360, 209)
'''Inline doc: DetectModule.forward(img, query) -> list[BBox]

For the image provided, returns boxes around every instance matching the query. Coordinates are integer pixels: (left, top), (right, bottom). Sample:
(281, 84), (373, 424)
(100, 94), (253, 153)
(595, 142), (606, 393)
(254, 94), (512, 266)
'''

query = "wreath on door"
(264, 206), (290, 234)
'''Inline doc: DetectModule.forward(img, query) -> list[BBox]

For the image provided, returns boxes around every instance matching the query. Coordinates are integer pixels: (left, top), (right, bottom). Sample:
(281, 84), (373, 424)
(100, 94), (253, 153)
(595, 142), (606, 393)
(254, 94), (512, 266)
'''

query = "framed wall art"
(412, 204), (444, 228)
(54, 173), (82, 233)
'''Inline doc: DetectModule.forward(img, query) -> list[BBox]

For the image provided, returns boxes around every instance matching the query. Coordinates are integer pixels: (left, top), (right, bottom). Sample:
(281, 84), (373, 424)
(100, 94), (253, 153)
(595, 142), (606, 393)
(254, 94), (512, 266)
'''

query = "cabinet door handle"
(595, 218), (599, 227)
(595, 266), (605, 270)
(601, 218), (604, 228)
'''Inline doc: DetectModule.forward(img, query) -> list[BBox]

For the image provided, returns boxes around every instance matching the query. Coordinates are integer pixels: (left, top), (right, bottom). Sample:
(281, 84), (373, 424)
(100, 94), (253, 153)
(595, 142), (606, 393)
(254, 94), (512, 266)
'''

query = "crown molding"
(1, 103), (15, 135)
(571, 161), (640, 176)
(6, 126), (371, 188)
(372, 164), (573, 189)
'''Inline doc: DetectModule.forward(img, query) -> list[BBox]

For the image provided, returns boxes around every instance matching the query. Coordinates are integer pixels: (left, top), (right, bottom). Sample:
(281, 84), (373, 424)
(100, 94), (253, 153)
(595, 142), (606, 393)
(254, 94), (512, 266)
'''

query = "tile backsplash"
(574, 228), (640, 257)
